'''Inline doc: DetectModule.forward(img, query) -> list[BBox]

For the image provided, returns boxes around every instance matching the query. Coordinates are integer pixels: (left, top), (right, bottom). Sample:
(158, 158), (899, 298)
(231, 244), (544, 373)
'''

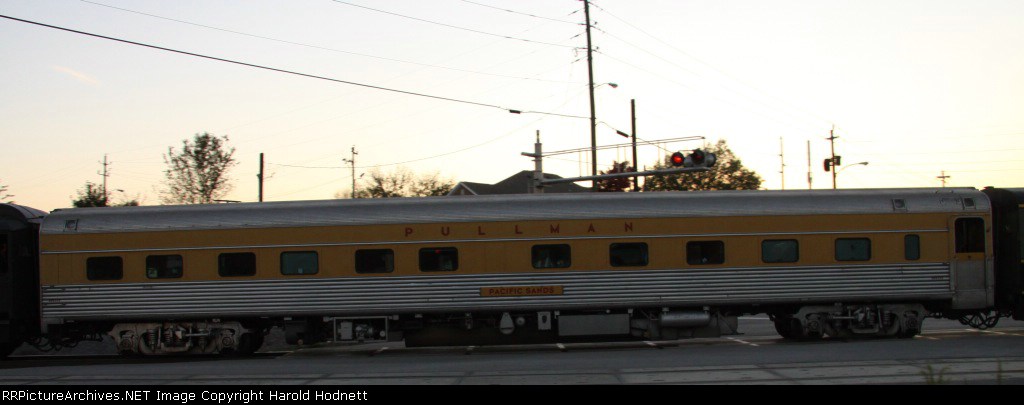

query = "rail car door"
(951, 217), (993, 309)
(0, 228), (14, 354)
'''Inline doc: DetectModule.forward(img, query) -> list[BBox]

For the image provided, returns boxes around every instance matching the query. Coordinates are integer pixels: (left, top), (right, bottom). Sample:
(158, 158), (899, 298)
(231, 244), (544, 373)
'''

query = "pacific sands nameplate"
(480, 286), (564, 297)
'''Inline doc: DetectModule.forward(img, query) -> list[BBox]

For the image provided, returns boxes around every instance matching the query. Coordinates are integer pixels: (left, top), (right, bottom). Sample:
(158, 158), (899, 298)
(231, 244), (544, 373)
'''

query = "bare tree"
(411, 172), (456, 197)
(0, 180), (12, 203)
(161, 133), (236, 204)
(342, 167), (454, 198)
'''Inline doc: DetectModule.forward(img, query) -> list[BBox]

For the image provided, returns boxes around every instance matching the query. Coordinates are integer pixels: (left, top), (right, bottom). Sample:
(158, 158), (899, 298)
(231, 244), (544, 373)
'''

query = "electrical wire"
(590, 25), (703, 78)
(457, 0), (581, 25)
(0, 14), (587, 120)
(268, 173), (353, 199)
(594, 48), (825, 133)
(589, 0), (833, 128)
(268, 162), (344, 169)
(230, 41), (587, 169)
(598, 29), (827, 133)
(330, 0), (577, 48)
(595, 122), (693, 154)
(269, 117), (542, 170)
(76, 0), (580, 85)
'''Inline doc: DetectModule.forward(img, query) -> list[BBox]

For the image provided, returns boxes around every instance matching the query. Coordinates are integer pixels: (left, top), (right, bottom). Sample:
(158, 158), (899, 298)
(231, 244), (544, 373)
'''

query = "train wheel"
(896, 317), (921, 339)
(773, 316), (802, 339)
(230, 331), (266, 355)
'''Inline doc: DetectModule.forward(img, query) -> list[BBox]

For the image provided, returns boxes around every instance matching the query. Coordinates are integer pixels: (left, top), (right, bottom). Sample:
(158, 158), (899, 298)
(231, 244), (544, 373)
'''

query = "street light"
(837, 161), (869, 173)
(835, 161), (868, 189)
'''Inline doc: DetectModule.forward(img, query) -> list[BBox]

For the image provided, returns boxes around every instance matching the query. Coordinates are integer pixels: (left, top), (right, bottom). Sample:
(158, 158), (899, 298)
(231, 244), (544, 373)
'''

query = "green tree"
(596, 161), (635, 192)
(161, 133), (236, 204)
(344, 167), (454, 198)
(410, 172), (456, 197)
(0, 180), (12, 203)
(72, 182), (141, 207)
(72, 182), (108, 207)
(644, 139), (762, 191)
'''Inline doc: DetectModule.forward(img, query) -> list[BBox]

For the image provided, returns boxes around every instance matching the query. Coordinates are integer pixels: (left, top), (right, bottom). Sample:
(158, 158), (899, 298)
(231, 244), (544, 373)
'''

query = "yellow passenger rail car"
(2, 187), (1022, 355)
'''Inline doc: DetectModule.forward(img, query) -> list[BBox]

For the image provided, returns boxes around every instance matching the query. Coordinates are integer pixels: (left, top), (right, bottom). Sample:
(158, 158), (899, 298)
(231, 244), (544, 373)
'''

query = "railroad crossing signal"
(670, 149), (716, 168)
(823, 155), (841, 172)
(685, 149), (716, 168)
(524, 135), (716, 191)
(670, 152), (686, 167)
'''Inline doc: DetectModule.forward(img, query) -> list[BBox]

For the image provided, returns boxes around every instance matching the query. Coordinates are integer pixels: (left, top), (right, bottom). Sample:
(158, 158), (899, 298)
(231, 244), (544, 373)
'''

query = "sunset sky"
(1, 0), (1022, 211)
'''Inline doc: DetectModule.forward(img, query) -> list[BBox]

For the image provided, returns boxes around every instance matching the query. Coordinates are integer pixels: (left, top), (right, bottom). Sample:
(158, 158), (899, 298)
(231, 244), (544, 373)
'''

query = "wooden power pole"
(257, 153), (264, 202)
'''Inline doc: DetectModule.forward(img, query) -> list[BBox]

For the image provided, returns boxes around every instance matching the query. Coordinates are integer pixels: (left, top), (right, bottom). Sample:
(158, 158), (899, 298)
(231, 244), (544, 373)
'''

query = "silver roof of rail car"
(0, 203), (47, 225)
(41, 188), (987, 235)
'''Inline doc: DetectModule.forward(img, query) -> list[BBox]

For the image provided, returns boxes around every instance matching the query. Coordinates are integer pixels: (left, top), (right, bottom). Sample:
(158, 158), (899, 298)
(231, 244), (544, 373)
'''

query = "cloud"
(51, 65), (100, 86)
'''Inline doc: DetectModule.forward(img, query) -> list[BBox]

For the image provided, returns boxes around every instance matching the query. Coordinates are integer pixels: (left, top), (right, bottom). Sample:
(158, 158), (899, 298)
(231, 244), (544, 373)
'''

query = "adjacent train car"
(3, 187), (1011, 355)
(982, 188), (1024, 320)
(0, 203), (44, 357)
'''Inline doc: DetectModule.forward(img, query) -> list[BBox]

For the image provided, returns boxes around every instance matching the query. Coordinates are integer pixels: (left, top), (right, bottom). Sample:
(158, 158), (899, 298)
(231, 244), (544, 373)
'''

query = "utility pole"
(98, 154), (111, 201)
(523, 130), (544, 194)
(521, 130), (544, 194)
(779, 137), (786, 190)
(584, 0), (598, 191)
(806, 140), (812, 190)
(257, 153), (264, 202)
(937, 171), (950, 188)
(631, 99), (639, 192)
(828, 125), (838, 190)
(343, 146), (358, 199)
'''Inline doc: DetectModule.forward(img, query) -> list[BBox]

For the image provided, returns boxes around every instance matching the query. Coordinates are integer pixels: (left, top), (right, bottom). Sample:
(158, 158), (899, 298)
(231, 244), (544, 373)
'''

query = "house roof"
(448, 171), (588, 196)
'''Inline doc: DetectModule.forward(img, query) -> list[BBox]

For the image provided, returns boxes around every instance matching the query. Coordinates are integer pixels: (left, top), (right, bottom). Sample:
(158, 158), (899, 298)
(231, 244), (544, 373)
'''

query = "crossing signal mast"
(525, 138), (716, 193)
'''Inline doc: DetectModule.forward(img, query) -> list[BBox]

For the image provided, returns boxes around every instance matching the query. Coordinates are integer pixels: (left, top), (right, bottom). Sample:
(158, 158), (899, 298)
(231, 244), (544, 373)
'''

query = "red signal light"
(689, 149), (706, 165)
(670, 152), (685, 166)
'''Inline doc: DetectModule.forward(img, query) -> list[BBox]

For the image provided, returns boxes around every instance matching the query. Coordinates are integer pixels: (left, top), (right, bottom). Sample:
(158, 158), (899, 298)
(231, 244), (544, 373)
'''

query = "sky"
(1, 0), (1022, 212)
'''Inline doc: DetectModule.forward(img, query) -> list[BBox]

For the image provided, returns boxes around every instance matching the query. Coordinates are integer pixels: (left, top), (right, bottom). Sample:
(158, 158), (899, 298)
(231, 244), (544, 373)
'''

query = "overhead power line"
(268, 173), (353, 199)
(269, 117), (543, 170)
(0, 14), (587, 119)
(588, 0), (833, 128)
(594, 48), (824, 133)
(458, 0), (581, 25)
(329, 0), (577, 48)
(76, 0), (579, 84)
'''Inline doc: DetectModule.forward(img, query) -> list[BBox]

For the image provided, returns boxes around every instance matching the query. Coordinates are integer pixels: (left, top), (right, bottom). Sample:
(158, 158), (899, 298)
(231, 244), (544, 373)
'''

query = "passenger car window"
(954, 217), (985, 253)
(687, 241), (725, 265)
(219, 252), (256, 277)
(904, 235), (921, 260)
(356, 249), (395, 273)
(420, 247), (458, 271)
(281, 251), (319, 275)
(532, 244), (571, 269)
(87, 256), (123, 280)
(835, 238), (871, 261)
(610, 243), (648, 267)
(146, 255), (183, 279)
(762, 240), (798, 263)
